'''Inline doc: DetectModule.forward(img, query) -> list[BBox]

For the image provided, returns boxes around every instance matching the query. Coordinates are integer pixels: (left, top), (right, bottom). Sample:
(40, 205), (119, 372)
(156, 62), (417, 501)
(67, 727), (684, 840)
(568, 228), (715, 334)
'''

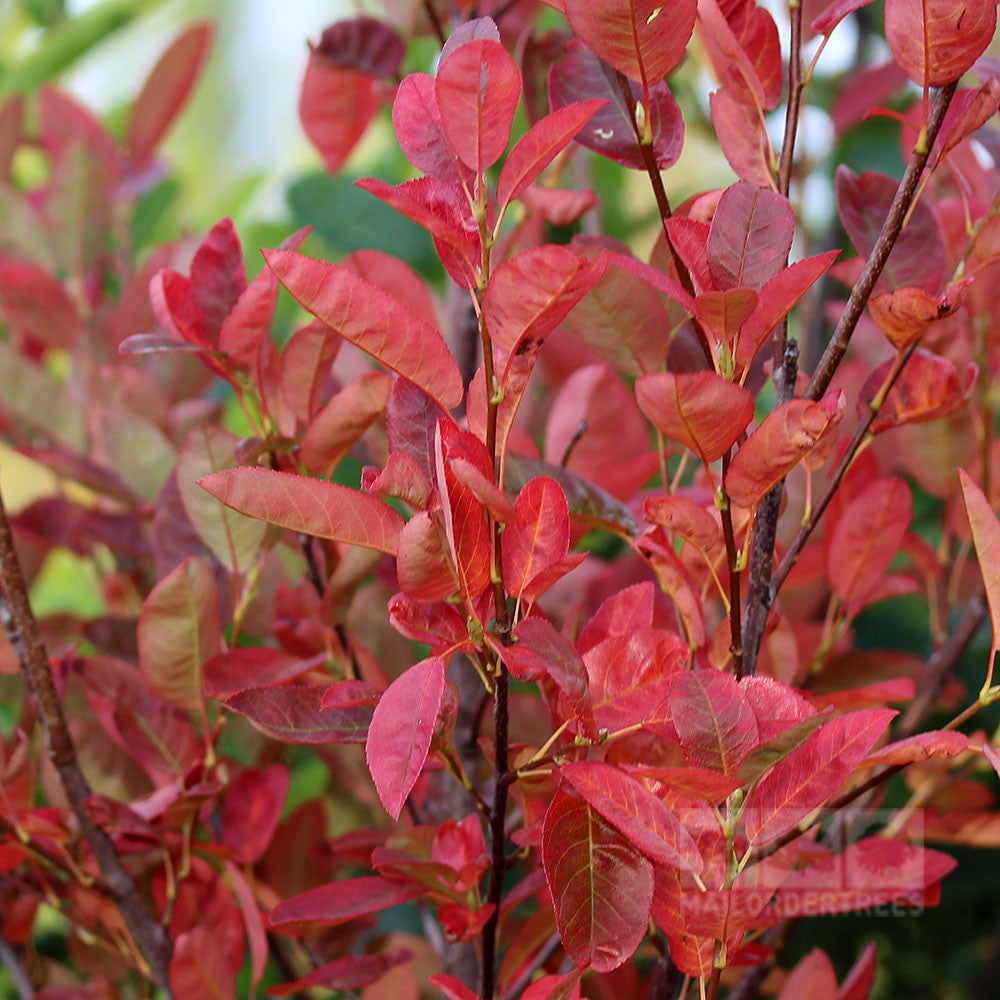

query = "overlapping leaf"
(224, 686), (372, 744)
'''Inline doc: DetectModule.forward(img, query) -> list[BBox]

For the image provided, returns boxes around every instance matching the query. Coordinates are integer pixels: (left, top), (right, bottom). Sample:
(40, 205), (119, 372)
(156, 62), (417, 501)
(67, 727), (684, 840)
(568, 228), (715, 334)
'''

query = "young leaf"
(199, 468), (404, 555)
(497, 100), (606, 207)
(777, 949), (838, 1000)
(435, 39), (521, 174)
(126, 23), (214, 166)
(724, 393), (845, 511)
(564, 0), (696, 85)
(885, 0), (995, 87)
(541, 787), (654, 972)
(838, 943), (878, 1000)
(744, 708), (897, 845)
(190, 217), (246, 341)
(706, 182), (794, 292)
(225, 686), (371, 744)
(138, 556), (219, 711)
(365, 657), (447, 819)
(559, 761), (704, 870)
(635, 371), (755, 465)
(269, 876), (423, 933)
(264, 249), (463, 411)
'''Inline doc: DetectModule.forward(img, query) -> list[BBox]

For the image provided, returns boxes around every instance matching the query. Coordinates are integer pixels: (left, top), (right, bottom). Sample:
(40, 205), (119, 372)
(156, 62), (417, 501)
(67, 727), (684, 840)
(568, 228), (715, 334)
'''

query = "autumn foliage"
(2, 1), (1000, 999)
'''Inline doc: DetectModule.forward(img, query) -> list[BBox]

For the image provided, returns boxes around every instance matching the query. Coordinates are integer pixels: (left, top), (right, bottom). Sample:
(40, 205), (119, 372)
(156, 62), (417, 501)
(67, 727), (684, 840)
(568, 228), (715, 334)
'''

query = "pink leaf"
(270, 950), (414, 997)
(560, 761), (703, 870)
(777, 949), (838, 1000)
(745, 709), (897, 845)
(265, 248), (462, 410)
(959, 468), (1000, 663)
(435, 39), (521, 174)
(497, 100), (606, 207)
(299, 58), (379, 173)
(126, 23), (214, 166)
(710, 82), (774, 188)
(269, 876), (423, 932)
(393, 73), (472, 184)
(365, 657), (447, 819)
(838, 942), (878, 1000)
(138, 556), (218, 711)
(429, 974), (482, 1000)
(199, 467), (403, 555)
(541, 787), (653, 972)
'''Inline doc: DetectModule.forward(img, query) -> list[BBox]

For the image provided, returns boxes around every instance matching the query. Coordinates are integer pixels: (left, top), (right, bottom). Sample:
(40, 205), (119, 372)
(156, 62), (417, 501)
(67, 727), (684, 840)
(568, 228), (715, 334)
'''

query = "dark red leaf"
(269, 876), (423, 932)
(127, 23), (214, 166)
(707, 182), (794, 291)
(199, 467), (404, 554)
(169, 925), (236, 1000)
(502, 477), (571, 605)
(541, 787), (653, 972)
(0, 258), (80, 348)
(269, 950), (414, 997)
(203, 648), (325, 698)
(224, 685), (372, 744)
(312, 16), (405, 76)
(548, 40), (685, 170)
(221, 765), (289, 864)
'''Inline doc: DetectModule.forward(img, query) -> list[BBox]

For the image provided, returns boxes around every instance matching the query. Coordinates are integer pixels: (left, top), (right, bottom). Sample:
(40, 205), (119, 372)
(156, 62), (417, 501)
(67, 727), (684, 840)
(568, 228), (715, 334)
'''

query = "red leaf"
(429, 975), (482, 1000)
(169, 926), (236, 1000)
(835, 167), (945, 292)
(265, 248), (462, 410)
(269, 876), (422, 932)
(777, 949), (838, 1000)
(812, 0), (876, 35)
(863, 730), (968, 767)
(300, 370), (392, 476)
(561, 253), (678, 376)
(270, 950), (414, 997)
(299, 58), (379, 173)
(199, 467), (403, 555)
(126, 23), (214, 166)
(838, 942), (878, 1000)
(565, 0), (696, 84)
(710, 82), (773, 188)
(203, 648), (325, 698)
(960, 468), (1000, 663)
(862, 350), (977, 432)
(707, 182), (794, 291)
(502, 477), (571, 605)
(772, 837), (957, 915)
(560, 761), (703, 870)
(225, 860), (268, 991)
(497, 100), (606, 207)
(484, 245), (608, 357)
(0, 259), (81, 349)
(548, 41), (685, 170)
(541, 787), (653, 972)
(393, 73), (472, 185)
(190, 218), (246, 341)
(435, 39), (521, 174)
(365, 658), (447, 819)
(341, 249), (438, 329)
(224, 685), (371, 744)
(280, 320), (341, 424)
(396, 512), (457, 603)
(867, 284), (960, 350)
(645, 494), (721, 552)
(578, 580), (655, 651)
(744, 709), (897, 845)
(827, 478), (911, 613)
(669, 668), (758, 774)
(138, 556), (218, 711)
(885, 0), (995, 86)
(693, 287), (758, 348)
(724, 393), (845, 510)
(636, 371), (755, 465)
(221, 765), (289, 864)
(735, 250), (840, 369)
(312, 16), (405, 77)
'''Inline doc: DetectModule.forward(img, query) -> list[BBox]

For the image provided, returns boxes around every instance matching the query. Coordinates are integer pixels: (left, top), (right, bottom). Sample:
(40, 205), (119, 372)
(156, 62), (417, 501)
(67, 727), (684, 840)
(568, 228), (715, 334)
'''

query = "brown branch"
(805, 81), (957, 402)
(721, 452), (745, 678)
(0, 481), (173, 992)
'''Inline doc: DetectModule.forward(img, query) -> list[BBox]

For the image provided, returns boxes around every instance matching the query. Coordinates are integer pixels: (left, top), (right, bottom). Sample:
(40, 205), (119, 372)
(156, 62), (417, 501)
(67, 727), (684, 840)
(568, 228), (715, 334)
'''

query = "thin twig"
(0, 480), (173, 993)
(721, 452), (745, 678)
(805, 82), (957, 401)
